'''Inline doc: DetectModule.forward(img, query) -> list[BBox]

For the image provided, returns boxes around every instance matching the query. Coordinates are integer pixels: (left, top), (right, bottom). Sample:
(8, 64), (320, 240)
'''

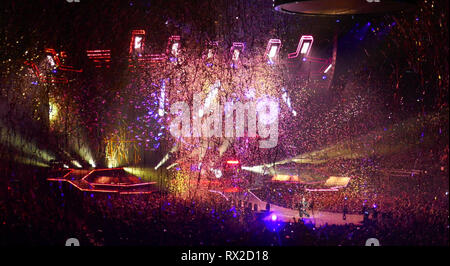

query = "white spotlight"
(265, 39), (282, 64)
(324, 63), (332, 73)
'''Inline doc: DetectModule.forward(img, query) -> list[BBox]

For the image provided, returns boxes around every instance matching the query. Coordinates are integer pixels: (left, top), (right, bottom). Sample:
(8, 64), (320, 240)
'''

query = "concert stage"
(47, 168), (158, 194)
(212, 189), (363, 227)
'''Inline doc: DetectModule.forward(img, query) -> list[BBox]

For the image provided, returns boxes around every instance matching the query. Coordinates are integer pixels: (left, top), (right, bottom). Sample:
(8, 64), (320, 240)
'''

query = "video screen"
(1, 0), (448, 257)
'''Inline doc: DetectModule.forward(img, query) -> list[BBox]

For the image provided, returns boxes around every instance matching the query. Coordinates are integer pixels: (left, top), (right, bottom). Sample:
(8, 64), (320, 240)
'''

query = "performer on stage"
(298, 197), (310, 218)
(372, 204), (378, 221)
(265, 202), (271, 212)
(362, 203), (369, 224)
(343, 197), (348, 220)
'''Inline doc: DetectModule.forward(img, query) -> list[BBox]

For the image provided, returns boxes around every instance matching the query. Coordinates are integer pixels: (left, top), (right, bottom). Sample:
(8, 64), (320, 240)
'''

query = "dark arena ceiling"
(274, 0), (418, 15)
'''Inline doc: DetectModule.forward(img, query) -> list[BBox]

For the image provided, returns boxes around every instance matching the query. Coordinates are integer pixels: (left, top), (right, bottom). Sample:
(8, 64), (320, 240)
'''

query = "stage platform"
(47, 168), (158, 194)
(211, 189), (363, 227)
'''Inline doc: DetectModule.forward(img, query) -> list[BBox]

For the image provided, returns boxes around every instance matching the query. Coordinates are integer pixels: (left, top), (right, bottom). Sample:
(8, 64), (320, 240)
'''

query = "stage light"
(36, 49), (76, 73)
(155, 144), (178, 170)
(241, 164), (276, 175)
(88, 159), (96, 168)
(166, 35), (181, 61)
(166, 163), (177, 170)
(47, 55), (56, 67)
(45, 48), (61, 67)
(158, 79), (166, 117)
(281, 88), (292, 109)
(288, 35), (313, 59)
(134, 36), (143, 50)
(123, 167), (161, 184)
(265, 39), (282, 64)
(129, 30), (146, 56)
(171, 42), (179, 56)
(211, 168), (223, 178)
(86, 49), (111, 68)
(300, 41), (310, 54)
(305, 187), (339, 192)
(324, 63), (332, 73)
(207, 49), (214, 59)
(1, 122), (55, 163)
(204, 41), (218, 66)
(71, 160), (82, 168)
(281, 88), (297, 116)
(49, 101), (58, 122)
(107, 159), (116, 168)
(14, 156), (49, 168)
(271, 214), (277, 221)
(226, 160), (240, 165)
(232, 49), (240, 61)
(230, 42), (245, 67)
(268, 46), (278, 58)
(272, 174), (299, 182)
(273, 174), (290, 181)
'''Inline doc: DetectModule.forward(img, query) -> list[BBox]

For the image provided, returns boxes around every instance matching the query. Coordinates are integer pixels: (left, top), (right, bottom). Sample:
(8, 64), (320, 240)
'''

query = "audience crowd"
(1, 163), (448, 246)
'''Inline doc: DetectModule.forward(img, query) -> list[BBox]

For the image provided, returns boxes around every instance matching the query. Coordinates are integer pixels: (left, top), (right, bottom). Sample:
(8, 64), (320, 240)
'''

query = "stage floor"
(216, 190), (363, 227)
(47, 168), (158, 194)
(265, 205), (363, 226)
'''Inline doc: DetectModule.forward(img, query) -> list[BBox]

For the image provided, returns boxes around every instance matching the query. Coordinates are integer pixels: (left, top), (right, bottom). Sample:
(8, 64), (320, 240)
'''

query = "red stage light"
(87, 49), (111, 68)
(44, 48), (83, 73)
(226, 160), (240, 165)
(129, 30), (146, 56)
